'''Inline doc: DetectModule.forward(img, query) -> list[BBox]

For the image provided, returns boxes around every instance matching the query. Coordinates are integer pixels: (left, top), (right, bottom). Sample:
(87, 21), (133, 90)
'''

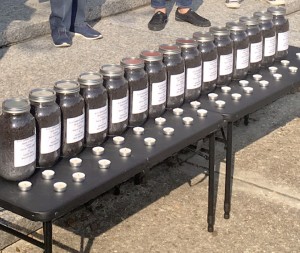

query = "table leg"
(43, 221), (52, 253)
(207, 132), (215, 232)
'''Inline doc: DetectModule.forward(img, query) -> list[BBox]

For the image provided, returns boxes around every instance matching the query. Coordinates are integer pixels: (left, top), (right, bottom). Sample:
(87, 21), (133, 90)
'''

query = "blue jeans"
(151, 0), (192, 8)
(49, 0), (86, 30)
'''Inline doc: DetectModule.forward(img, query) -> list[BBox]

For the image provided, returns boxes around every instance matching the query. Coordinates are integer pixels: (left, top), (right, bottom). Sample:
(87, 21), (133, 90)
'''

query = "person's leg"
(148, 0), (168, 31)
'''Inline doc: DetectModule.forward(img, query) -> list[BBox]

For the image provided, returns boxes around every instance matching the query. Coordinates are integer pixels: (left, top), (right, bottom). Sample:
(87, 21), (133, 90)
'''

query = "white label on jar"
(264, 36), (276, 57)
(40, 123), (61, 154)
(111, 95), (128, 123)
(250, 41), (263, 63)
(170, 72), (185, 97)
(151, 80), (167, 105)
(236, 47), (249, 69)
(88, 105), (108, 134)
(277, 31), (289, 51)
(132, 88), (148, 114)
(66, 114), (85, 144)
(14, 134), (36, 167)
(219, 53), (233, 76)
(186, 66), (202, 89)
(203, 58), (218, 82)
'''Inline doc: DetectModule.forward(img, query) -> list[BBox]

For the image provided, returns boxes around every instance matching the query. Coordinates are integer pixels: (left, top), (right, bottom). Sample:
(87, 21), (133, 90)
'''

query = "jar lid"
(176, 38), (198, 48)
(54, 80), (80, 94)
(239, 16), (259, 26)
(193, 31), (214, 42)
(267, 6), (286, 16)
(226, 21), (247, 31)
(253, 11), (273, 21)
(120, 57), (145, 69)
(140, 50), (163, 61)
(159, 44), (181, 55)
(100, 64), (124, 77)
(29, 88), (56, 103)
(2, 98), (30, 114)
(209, 26), (230, 36)
(78, 72), (103, 86)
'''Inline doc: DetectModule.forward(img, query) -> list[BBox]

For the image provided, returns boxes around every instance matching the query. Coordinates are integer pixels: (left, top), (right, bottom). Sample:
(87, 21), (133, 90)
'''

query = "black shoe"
(175, 8), (211, 27)
(51, 28), (72, 47)
(70, 23), (103, 40)
(148, 11), (168, 31)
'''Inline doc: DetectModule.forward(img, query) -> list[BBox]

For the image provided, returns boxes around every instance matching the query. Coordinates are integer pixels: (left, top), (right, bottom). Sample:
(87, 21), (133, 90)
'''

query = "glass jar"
(0, 98), (36, 181)
(140, 50), (167, 118)
(121, 57), (149, 127)
(78, 72), (108, 147)
(209, 27), (233, 86)
(226, 22), (250, 80)
(239, 17), (263, 73)
(29, 88), (61, 168)
(267, 6), (289, 60)
(193, 31), (218, 94)
(54, 80), (85, 158)
(100, 64), (128, 136)
(159, 44), (185, 108)
(176, 38), (202, 101)
(253, 11), (276, 67)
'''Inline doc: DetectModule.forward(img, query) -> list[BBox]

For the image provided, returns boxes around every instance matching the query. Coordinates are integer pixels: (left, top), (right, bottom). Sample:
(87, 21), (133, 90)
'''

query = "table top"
(199, 46), (300, 122)
(0, 105), (223, 222)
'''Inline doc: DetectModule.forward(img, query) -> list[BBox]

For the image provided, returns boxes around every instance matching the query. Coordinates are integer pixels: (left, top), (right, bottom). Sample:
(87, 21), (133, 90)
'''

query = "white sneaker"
(267, 0), (285, 5)
(225, 0), (241, 9)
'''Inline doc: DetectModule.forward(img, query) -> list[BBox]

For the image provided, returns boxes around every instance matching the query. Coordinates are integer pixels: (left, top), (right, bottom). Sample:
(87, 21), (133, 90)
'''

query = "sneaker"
(51, 28), (71, 48)
(148, 11), (168, 31)
(175, 8), (211, 27)
(70, 24), (103, 40)
(267, 0), (285, 5)
(225, 0), (241, 8)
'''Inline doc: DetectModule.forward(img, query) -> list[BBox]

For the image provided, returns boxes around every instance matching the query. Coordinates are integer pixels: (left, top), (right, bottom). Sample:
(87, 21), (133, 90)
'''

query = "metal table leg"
(207, 132), (215, 232)
(43, 221), (52, 253)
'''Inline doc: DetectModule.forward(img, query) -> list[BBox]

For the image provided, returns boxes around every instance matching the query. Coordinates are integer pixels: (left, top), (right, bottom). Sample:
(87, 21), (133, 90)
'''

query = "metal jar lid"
(239, 16), (260, 26)
(226, 21), (247, 31)
(140, 50), (163, 61)
(78, 72), (103, 86)
(209, 26), (230, 36)
(120, 57), (145, 69)
(267, 6), (286, 16)
(2, 98), (30, 114)
(29, 88), (56, 103)
(253, 11), (273, 21)
(100, 64), (124, 77)
(193, 31), (214, 42)
(54, 80), (80, 94)
(176, 38), (198, 48)
(159, 44), (181, 55)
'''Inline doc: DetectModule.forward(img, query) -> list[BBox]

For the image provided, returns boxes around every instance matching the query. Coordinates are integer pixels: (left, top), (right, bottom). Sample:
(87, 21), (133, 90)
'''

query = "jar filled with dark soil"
(226, 22), (250, 80)
(159, 44), (185, 108)
(267, 6), (289, 60)
(176, 38), (202, 101)
(100, 64), (128, 136)
(0, 98), (36, 181)
(193, 31), (217, 94)
(54, 80), (85, 158)
(29, 88), (61, 168)
(253, 11), (276, 67)
(239, 16), (263, 73)
(121, 57), (148, 127)
(140, 50), (167, 118)
(78, 72), (108, 147)
(209, 27), (233, 86)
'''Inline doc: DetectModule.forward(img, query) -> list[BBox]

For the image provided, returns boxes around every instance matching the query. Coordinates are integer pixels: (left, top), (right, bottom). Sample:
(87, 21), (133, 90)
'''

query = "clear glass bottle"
(78, 72), (108, 147)
(140, 50), (167, 118)
(121, 57), (149, 127)
(0, 98), (36, 181)
(54, 80), (85, 158)
(100, 64), (129, 136)
(267, 6), (289, 60)
(226, 22), (250, 80)
(193, 31), (218, 93)
(209, 27), (233, 86)
(159, 44), (185, 108)
(176, 38), (202, 101)
(29, 88), (61, 168)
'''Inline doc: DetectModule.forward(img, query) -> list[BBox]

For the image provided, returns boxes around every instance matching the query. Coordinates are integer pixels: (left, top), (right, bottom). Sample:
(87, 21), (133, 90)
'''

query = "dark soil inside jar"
(217, 45), (233, 86)
(232, 40), (249, 80)
(184, 55), (202, 101)
(275, 21), (289, 60)
(201, 50), (217, 94)
(261, 28), (276, 67)
(248, 32), (262, 73)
